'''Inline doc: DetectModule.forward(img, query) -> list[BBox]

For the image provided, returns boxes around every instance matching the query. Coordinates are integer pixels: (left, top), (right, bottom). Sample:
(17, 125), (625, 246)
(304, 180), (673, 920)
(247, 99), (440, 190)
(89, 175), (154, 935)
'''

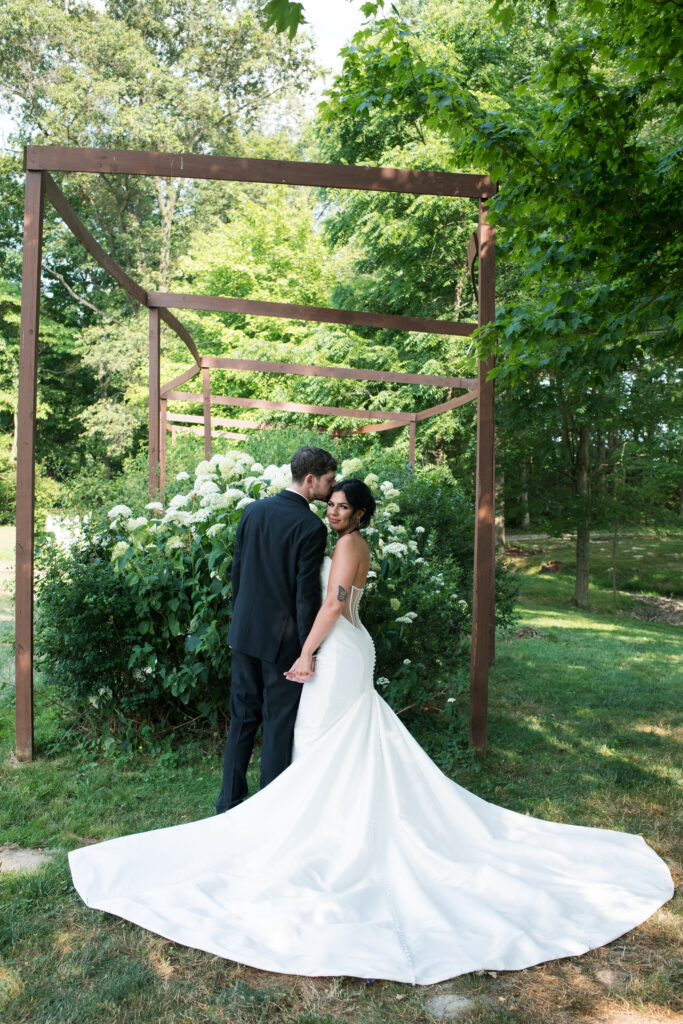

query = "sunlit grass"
(0, 530), (680, 1022)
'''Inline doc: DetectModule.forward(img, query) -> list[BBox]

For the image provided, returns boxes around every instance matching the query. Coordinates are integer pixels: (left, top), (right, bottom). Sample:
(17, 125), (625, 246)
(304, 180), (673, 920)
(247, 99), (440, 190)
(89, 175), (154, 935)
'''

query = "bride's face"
(326, 491), (357, 536)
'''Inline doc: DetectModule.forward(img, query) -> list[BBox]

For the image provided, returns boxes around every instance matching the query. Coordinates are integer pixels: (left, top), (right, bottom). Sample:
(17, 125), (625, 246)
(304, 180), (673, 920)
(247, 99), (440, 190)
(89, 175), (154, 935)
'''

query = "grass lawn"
(0, 533), (680, 1023)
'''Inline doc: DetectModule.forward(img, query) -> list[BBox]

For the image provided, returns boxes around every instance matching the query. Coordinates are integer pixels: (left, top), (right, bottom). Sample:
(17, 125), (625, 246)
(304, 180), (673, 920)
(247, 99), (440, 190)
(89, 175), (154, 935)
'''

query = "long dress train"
(69, 558), (673, 984)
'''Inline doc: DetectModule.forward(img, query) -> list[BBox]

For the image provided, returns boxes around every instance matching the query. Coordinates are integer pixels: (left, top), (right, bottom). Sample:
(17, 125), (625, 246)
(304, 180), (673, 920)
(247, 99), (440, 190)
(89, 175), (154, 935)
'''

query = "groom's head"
(290, 446), (337, 502)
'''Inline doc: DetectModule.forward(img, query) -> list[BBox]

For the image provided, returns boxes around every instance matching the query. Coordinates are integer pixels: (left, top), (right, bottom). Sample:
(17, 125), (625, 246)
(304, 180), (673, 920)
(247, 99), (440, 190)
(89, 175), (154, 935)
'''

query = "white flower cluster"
(395, 612), (418, 625)
(45, 512), (91, 552)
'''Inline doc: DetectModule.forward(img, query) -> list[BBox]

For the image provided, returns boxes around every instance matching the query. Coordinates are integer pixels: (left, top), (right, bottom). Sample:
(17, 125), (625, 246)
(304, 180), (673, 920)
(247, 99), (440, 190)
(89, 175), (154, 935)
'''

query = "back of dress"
(292, 556), (375, 760)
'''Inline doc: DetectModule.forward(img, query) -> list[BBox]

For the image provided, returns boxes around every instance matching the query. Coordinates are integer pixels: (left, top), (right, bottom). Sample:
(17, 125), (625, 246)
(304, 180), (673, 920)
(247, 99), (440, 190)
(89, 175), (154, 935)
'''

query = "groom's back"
(228, 491), (326, 665)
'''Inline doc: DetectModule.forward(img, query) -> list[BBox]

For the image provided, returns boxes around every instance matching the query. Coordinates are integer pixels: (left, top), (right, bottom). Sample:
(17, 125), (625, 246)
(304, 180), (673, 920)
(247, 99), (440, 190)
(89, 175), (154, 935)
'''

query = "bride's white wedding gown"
(69, 558), (673, 984)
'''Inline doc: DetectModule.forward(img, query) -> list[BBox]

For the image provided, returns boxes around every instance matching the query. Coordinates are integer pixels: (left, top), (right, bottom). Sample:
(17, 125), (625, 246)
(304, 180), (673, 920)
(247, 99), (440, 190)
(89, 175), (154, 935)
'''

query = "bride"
(69, 479), (673, 985)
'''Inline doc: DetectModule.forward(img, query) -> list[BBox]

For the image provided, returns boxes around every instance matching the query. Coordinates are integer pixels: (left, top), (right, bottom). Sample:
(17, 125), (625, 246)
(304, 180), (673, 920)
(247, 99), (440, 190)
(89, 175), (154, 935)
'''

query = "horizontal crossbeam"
(27, 146), (496, 198)
(199, 357), (476, 389)
(148, 292), (476, 338)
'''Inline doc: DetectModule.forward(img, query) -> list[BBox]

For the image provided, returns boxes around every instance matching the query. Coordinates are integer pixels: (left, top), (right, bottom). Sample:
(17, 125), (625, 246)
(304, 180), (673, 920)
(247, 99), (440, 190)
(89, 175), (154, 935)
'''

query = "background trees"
(1, 0), (679, 608)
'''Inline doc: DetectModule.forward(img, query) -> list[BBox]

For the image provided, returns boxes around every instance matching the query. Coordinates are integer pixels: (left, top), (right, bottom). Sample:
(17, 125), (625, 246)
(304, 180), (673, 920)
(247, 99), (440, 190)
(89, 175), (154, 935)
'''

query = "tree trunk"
(572, 425), (591, 609)
(521, 462), (530, 527)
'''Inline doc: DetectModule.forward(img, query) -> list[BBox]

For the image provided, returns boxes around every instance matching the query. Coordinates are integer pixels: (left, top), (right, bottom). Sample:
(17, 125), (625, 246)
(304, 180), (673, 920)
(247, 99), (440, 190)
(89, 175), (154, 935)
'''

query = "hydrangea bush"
(36, 449), (517, 757)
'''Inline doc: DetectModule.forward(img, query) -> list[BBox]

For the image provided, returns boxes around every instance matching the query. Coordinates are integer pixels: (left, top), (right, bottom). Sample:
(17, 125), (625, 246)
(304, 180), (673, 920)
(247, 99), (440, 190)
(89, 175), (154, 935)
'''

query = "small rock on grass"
(426, 994), (474, 1020)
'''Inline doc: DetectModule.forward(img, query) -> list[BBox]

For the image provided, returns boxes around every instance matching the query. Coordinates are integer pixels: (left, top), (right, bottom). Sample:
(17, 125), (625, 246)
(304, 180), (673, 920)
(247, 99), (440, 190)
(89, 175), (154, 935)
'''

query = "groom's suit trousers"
(216, 650), (303, 812)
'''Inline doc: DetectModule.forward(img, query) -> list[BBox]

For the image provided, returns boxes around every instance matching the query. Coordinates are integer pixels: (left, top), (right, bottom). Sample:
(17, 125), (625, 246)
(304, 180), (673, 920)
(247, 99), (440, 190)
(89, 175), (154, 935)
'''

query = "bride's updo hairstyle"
(329, 478), (376, 529)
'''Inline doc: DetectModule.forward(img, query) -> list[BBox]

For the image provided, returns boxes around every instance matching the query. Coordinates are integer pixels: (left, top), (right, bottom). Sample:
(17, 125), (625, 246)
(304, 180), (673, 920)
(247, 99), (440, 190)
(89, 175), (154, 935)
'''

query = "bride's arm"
(284, 538), (360, 682)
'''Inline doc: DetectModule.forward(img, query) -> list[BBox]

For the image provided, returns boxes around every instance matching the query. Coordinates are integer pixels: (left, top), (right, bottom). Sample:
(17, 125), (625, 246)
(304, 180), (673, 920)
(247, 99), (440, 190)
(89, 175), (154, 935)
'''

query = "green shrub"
(35, 447), (518, 755)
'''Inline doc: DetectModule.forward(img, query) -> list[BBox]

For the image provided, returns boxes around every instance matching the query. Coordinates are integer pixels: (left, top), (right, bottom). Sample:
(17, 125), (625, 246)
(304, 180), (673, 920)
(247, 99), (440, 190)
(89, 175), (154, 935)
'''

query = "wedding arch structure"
(16, 145), (497, 762)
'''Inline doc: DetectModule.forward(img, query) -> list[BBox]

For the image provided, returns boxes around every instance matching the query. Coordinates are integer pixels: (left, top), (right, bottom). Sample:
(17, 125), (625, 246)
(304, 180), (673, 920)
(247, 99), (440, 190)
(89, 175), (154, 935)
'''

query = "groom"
(215, 445), (337, 813)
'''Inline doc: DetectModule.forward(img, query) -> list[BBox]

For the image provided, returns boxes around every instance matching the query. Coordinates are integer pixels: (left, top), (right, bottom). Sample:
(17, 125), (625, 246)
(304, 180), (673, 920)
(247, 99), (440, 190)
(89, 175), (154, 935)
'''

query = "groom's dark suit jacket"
(228, 489), (327, 666)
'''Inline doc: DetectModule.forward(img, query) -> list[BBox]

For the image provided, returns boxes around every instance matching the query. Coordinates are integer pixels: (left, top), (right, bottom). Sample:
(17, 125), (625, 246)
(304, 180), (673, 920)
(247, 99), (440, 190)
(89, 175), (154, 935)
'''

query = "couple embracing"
(216, 444), (373, 813)
(69, 445), (672, 984)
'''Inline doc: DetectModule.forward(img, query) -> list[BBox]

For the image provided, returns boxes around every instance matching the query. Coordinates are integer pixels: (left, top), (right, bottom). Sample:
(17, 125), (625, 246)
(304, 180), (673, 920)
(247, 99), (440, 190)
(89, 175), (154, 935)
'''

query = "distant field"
(0, 525), (14, 564)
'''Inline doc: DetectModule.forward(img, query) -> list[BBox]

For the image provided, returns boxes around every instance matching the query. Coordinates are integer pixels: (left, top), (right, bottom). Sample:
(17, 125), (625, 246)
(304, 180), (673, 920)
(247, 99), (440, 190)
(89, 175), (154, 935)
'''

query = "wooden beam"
(26, 146), (497, 198)
(202, 367), (212, 459)
(470, 202), (496, 753)
(166, 413), (264, 429)
(161, 365), (201, 396)
(414, 389), (478, 422)
(160, 398), (168, 492)
(163, 390), (414, 423)
(199, 356), (476, 389)
(44, 175), (201, 365)
(44, 175), (147, 306)
(150, 292), (476, 339)
(15, 170), (45, 763)
(149, 309), (161, 495)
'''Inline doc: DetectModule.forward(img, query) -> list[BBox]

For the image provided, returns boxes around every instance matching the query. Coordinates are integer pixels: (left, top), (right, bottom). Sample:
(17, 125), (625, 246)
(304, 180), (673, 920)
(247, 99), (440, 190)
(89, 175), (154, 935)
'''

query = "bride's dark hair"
(329, 478), (376, 529)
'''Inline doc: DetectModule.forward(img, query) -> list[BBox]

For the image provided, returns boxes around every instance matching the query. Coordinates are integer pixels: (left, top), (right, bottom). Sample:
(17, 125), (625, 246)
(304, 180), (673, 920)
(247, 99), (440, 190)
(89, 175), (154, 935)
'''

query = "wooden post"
(202, 365), (212, 460)
(148, 308), (161, 496)
(159, 397), (168, 492)
(15, 169), (45, 763)
(469, 199), (495, 752)
(408, 419), (417, 469)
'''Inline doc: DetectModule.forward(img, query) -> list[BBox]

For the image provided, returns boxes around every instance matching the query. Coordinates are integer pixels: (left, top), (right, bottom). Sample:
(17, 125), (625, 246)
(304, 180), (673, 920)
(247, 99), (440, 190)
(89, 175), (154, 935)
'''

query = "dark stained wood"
(161, 365), (201, 396)
(163, 391), (414, 423)
(470, 202), (496, 753)
(414, 389), (478, 421)
(160, 398), (167, 492)
(159, 310), (201, 366)
(200, 356), (476, 390)
(44, 175), (147, 306)
(408, 421), (417, 469)
(202, 367), (212, 459)
(149, 292), (476, 338)
(148, 309), (160, 495)
(166, 412), (264, 429)
(27, 146), (497, 198)
(44, 176), (201, 365)
(15, 170), (45, 763)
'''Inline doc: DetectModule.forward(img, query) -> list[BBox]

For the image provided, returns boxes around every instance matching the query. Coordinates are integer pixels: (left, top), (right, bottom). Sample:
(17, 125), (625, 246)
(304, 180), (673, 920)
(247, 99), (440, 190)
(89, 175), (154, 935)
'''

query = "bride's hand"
(284, 655), (316, 683)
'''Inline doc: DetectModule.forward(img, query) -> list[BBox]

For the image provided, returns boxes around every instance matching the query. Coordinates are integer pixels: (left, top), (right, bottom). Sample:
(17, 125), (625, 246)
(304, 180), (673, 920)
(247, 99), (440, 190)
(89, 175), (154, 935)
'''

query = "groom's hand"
(284, 655), (316, 683)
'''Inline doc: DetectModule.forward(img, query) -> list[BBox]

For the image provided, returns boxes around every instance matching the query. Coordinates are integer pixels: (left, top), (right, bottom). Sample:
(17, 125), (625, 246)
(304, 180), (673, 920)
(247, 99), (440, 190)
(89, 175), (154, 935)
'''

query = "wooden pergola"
(16, 145), (496, 762)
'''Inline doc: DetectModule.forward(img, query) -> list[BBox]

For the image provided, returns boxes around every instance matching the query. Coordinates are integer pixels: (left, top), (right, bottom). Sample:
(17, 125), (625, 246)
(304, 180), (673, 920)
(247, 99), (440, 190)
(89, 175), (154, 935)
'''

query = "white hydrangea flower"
(165, 535), (185, 551)
(376, 677), (390, 688)
(110, 541), (129, 560)
(125, 517), (148, 531)
(145, 501), (163, 511)
(366, 570), (377, 579)
(395, 615), (414, 625)
(197, 479), (220, 495)
(195, 460), (213, 476)
(403, 658), (412, 664)
(447, 697), (456, 704)
(415, 557), (424, 564)
(108, 504), (133, 519)
(408, 540), (419, 552)
(364, 527), (377, 536)
(206, 523), (225, 538)
(163, 509), (193, 526)
(390, 598), (400, 611)
(458, 599), (468, 610)
(251, 462), (264, 474)
(364, 473), (379, 487)
(223, 488), (246, 502)
(175, 471), (190, 482)
(236, 496), (255, 509)
(169, 493), (190, 508)
(382, 541), (408, 557)
(341, 457), (363, 476)
(384, 487), (400, 499)
(191, 508), (212, 523)
(415, 526), (425, 534)
(380, 480), (394, 492)
(384, 503), (400, 514)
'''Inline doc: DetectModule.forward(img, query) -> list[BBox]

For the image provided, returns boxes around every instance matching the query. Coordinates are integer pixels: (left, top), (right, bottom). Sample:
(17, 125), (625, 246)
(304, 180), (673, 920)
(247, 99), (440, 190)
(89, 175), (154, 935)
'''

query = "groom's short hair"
(290, 446), (337, 482)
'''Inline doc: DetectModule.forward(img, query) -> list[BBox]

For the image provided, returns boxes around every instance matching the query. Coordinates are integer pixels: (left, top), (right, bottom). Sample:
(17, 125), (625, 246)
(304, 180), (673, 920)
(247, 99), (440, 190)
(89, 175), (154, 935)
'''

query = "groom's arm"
(295, 521), (327, 647)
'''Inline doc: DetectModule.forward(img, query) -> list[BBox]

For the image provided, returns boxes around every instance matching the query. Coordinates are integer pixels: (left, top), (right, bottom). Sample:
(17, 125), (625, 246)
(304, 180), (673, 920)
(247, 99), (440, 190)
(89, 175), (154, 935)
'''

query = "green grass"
(0, 532), (681, 1023)
(0, 525), (14, 565)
